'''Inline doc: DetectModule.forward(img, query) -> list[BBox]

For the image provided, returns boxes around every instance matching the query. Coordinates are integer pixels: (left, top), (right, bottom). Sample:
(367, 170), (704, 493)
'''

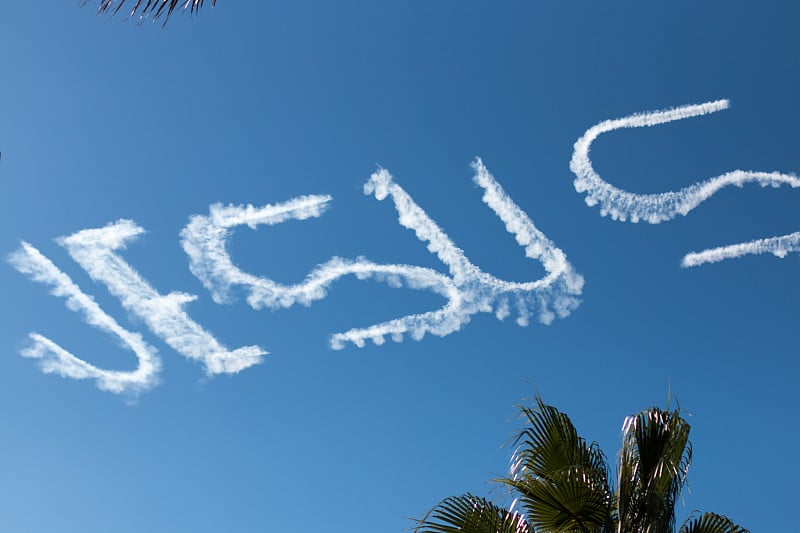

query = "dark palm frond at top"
(91, 0), (216, 23)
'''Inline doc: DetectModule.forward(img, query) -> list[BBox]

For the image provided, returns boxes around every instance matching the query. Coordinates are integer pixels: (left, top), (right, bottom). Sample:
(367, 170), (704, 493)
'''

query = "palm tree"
(414, 396), (747, 533)
(89, 0), (215, 23)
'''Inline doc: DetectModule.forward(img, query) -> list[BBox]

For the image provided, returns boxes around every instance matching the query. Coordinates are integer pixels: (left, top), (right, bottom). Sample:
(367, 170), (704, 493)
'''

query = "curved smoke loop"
(181, 159), (584, 350)
(570, 99), (800, 266)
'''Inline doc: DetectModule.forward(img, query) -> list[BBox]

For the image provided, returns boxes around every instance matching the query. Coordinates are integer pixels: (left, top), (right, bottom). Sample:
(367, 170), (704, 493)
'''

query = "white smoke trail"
(570, 99), (800, 264)
(682, 231), (800, 267)
(182, 194), (465, 348)
(8, 242), (161, 394)
(181, 195), (334, 306)
(182, 159), (583, 349)
(59, 220), (266, 375)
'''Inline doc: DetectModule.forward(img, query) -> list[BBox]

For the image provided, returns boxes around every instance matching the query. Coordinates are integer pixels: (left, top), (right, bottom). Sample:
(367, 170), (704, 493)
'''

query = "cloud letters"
(11, 160), (581, 394)
(10, 99), (797, 394)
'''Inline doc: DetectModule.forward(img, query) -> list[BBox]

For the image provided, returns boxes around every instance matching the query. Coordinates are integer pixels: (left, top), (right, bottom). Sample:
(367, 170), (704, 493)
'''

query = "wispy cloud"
(181, 159), (583, 349)
(682, 232), (800, 267)
(9, 220), (267, 394)
(59, 220), (266, 375)
(570, 99), (800, 265)
(8, 242), (161, 394)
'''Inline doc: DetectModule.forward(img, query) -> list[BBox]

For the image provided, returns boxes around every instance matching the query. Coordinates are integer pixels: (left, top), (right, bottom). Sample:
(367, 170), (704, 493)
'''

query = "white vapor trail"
(570, 99), (800, 265)
(181, 158), (583, 349)
(59, 220), (266, 375)
(8, 242), (161, 394)
(682, 232), (800, 267)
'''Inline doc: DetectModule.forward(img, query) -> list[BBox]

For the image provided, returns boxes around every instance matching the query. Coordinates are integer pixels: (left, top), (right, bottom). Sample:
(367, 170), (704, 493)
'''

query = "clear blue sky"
(1, 2), (797, 531)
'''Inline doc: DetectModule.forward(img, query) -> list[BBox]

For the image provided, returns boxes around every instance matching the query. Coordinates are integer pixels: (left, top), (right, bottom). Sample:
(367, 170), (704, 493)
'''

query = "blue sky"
(1, 2), (798, 531)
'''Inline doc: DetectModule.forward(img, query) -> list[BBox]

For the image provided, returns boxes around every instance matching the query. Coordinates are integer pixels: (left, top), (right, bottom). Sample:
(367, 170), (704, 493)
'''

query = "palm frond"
(413, 395), (745, 533)
(503, 466), (612, 533)
(509, 396), (609, 482)
(679, 512), (749, 533)
(90, 0), (215, 23)
(414, 493), (531, 533)
(617, 407), (691, 533)
(502, 396), (613, 533)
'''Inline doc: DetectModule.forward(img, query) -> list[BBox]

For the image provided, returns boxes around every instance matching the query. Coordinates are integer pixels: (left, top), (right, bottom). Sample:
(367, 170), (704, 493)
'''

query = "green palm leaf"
(504, 467), (612, 533)
(414, 493), (531, 533)
(678, 512), (749, 533)
(501, 396), (613, 532)
(617, 407), (691, 533)
(509, 397), (609, 481)
(414, 395), (745, 533)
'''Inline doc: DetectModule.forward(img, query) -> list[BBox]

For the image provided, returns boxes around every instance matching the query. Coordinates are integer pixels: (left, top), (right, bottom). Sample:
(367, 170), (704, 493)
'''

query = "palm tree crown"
(415, 396), (747, 533)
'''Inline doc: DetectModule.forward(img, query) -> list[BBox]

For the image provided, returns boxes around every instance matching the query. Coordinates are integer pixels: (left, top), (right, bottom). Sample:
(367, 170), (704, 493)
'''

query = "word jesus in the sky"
(9, 99), (800, 395)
